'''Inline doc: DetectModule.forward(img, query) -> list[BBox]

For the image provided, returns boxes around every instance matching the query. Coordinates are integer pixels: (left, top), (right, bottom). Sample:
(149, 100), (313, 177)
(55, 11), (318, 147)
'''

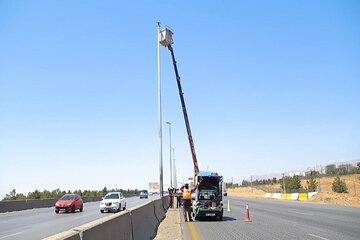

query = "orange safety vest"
(183, 189), (192, 199)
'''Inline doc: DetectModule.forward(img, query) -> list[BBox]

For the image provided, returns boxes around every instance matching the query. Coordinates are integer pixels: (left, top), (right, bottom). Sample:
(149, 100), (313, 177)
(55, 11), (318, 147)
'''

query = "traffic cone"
(227, 198), (231, 212)
(244, 204), (251, 222)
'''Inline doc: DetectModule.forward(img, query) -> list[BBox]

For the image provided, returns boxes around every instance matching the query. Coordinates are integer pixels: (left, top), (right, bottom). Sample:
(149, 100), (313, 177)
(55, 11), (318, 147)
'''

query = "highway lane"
(0, 195), (158, 240)
(182, 196), (360, 240)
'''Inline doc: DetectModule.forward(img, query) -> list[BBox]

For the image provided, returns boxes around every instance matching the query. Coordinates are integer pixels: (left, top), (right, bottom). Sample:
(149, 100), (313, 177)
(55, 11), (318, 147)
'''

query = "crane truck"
(159, 27), (224, 221)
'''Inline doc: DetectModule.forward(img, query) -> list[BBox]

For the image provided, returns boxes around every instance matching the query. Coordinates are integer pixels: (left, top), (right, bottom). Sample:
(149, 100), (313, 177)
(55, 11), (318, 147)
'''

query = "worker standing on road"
(168, 187), (174, 208)
(176, 190), (182, 208)
(179, 182), (199, 221)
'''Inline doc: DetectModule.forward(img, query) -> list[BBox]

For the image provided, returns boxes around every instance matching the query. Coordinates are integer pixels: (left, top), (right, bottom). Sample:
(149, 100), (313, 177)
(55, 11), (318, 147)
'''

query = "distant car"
(139, 190), (149, 199)
(100, 192), (126, 213)
(55, 194), (83, 214)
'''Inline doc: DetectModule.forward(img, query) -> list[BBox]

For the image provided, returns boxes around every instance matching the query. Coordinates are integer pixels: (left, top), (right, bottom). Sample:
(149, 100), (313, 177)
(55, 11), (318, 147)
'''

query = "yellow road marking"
(187, 222), (199, 240)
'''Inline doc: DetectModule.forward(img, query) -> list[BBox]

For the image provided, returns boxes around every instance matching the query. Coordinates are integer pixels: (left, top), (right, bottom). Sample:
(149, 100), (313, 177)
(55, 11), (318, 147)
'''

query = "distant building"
(148, 182), (159, 194)
(288, 172), (305, 177)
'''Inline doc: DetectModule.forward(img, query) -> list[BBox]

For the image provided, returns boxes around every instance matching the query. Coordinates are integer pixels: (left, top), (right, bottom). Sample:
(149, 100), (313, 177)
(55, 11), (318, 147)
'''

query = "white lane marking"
(0, 232), (24, 239)
(287, 210), (314, 216)
(308, 233), (330, 240)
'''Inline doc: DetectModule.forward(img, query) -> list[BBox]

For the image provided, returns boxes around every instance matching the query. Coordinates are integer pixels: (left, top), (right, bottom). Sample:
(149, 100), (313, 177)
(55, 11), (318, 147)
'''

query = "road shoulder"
(154, 208), (182, 240)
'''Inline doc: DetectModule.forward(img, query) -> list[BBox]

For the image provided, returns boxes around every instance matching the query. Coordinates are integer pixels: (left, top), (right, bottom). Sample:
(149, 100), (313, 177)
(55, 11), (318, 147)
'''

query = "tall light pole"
(172, 147), (177, 189)
(157, 22), (164, 196)
(166, 122), (173, 188)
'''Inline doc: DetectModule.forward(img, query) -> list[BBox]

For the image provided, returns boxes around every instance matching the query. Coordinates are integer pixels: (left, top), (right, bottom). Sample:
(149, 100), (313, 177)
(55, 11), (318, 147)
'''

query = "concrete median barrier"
(75, 211), (132, 240)
(44, 230), (81, 240)
(298, 193), (308, 201)
(0, 199), (57, 213)
(290, 193), (299, 200)
(161, 196), (169, 212)
(45, 211), (132, 240)
(272, 193), (281, 199)
(308, 191), (318, 199)
(154, 198), (165, 222)
(45, 197), (169, 240)
(130, 201), (159, 240)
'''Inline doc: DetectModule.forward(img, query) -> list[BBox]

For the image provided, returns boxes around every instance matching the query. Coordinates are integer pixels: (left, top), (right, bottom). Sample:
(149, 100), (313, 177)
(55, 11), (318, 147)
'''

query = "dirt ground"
(228, 174), (360, 207)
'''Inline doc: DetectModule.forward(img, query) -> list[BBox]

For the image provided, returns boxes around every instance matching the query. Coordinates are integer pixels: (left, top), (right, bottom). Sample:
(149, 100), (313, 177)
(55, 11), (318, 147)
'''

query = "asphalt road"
(0, 195), (157, 240)
(182, 196), (360, 240)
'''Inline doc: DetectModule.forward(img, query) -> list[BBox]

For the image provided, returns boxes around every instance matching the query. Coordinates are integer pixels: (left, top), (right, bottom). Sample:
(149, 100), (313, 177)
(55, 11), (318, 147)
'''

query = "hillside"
(228, 174), (360, 207)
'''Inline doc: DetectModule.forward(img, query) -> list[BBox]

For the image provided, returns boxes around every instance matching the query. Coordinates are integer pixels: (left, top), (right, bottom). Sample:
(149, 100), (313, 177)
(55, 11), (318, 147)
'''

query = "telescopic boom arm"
(167, 44), (200, 176)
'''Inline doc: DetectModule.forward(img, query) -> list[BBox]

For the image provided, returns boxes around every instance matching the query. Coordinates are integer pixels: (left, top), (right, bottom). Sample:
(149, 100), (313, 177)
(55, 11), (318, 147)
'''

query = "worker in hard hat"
(179, 181), (200, 221)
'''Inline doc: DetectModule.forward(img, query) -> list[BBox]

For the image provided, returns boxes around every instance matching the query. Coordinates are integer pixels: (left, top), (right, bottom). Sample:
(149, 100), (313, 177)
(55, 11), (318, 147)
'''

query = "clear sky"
(1, 1), (359, 199)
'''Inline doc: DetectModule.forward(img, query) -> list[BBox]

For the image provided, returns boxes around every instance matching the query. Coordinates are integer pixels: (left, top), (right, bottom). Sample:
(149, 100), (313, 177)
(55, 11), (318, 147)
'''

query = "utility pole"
(282, 173), (286, 194)
(172, 147), (177, 189)
(166, 122), (173, 187)
(157, 22), (164, 196)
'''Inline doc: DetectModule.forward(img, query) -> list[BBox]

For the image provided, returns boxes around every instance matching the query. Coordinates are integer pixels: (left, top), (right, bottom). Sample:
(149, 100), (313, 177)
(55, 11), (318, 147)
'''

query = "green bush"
(306, 178), (318, 192)
(332, 176), (348, 193)
(280, 175), (303, 192)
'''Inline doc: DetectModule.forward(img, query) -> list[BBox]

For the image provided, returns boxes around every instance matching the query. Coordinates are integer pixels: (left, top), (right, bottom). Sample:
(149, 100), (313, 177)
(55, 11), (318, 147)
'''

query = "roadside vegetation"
(228, 162), (360, 207)
(228, 162), (360, 194)
(2, 187), (139, 201)
(332, 176), (348, 193)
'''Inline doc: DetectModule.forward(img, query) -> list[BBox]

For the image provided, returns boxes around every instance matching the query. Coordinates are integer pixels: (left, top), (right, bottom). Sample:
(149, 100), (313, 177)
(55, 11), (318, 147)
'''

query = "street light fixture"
(166, 122), (173, 188)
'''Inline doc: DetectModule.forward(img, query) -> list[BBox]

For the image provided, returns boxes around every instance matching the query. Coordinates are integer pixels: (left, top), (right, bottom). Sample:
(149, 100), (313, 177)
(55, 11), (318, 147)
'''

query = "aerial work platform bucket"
(159, 27), (173, 47)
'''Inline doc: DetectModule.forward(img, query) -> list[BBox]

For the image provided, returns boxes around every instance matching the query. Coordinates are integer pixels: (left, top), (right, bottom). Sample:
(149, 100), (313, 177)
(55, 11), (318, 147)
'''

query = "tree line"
(2, 187), (140, 201)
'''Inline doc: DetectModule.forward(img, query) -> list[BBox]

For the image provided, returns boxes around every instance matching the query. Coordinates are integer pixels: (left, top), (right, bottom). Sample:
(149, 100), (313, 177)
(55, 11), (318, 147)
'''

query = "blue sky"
(0, 0), (359, 198)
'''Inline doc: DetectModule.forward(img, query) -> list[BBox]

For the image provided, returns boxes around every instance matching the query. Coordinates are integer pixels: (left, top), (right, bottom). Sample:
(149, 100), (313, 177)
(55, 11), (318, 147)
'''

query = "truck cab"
(192, 171), (224, 221)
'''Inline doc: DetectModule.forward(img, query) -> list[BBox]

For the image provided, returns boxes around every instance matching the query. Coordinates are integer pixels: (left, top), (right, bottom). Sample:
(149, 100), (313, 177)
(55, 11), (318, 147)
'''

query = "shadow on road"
(194, 216), (237, 222)
(222, 216), (237, 221)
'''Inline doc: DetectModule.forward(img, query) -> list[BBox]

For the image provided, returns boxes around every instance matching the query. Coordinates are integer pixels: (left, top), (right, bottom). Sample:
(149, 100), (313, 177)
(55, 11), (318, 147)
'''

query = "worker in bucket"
(179, 181), (200, 221)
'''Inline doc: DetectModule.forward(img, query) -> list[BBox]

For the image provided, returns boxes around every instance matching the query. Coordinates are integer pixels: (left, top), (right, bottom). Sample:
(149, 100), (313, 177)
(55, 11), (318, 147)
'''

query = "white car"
(100, 192), (126, 213)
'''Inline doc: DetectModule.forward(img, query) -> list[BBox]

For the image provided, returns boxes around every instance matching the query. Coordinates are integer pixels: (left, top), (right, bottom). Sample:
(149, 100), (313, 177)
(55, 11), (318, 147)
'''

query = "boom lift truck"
(159, 27), (224, 221)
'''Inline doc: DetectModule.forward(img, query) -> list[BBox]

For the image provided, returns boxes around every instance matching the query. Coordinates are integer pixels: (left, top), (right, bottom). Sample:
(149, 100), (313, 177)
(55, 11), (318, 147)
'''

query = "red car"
(55, 194), (83, 213)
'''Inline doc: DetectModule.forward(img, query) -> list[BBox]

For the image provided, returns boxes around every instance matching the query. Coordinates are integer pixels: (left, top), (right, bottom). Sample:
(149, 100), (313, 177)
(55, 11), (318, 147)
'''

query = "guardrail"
(44, 196), (170, 240)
